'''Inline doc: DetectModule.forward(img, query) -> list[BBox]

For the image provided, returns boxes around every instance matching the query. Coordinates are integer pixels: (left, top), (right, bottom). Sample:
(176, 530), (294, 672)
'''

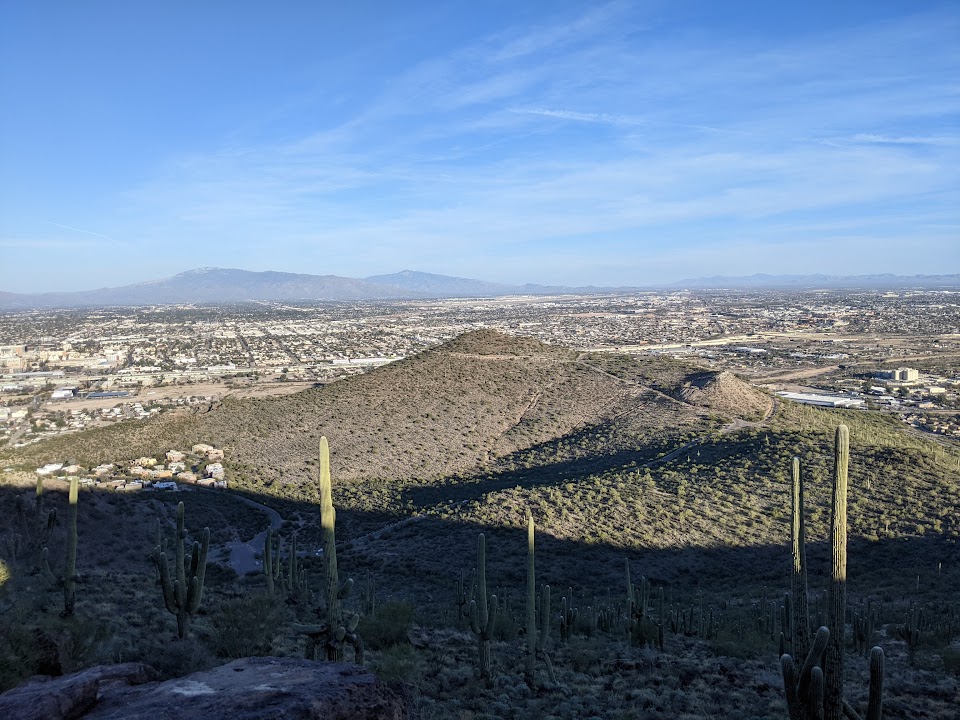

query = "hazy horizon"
(4, 265), (960, 300)
(2, 1), (958, 293)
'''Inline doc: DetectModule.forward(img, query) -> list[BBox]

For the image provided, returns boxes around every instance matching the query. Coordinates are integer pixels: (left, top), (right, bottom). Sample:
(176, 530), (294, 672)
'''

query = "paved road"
(220, 494), (282, 575)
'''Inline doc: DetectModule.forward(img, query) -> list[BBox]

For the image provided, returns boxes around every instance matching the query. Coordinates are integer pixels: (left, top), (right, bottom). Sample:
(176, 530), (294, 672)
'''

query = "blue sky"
(1, 1), (957, 292)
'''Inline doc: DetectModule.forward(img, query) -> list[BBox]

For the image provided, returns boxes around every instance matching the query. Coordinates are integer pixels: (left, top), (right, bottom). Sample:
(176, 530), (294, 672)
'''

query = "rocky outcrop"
(0, 657), (405, 720)
(0, 663), (158, 720)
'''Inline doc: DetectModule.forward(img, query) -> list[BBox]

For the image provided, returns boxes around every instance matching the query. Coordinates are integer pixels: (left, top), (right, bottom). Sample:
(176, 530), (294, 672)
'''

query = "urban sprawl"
(2, 291), (958, 482)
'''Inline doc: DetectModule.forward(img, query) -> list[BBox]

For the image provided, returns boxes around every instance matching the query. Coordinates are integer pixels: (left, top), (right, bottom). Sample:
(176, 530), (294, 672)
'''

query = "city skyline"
(2, 1), (958, 293)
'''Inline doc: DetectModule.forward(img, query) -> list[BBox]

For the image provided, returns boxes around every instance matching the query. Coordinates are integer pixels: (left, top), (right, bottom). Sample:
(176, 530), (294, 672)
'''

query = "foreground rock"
(0, 663), (158, 720)
(0, 657), (405, 720)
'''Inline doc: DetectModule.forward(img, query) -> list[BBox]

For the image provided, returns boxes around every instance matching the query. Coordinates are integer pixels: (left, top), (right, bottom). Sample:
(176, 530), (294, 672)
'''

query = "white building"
(776, 391), (865, 409)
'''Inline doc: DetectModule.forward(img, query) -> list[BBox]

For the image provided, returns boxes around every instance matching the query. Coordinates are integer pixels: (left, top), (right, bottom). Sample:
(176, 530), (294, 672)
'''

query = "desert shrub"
(203, 562), (238, 586)
(372, 642), (419, 684)
(150, 636), (214, 679)
(567, 635), (611, 675)
(207, 594), (288, 659)
(939, 645), (960, 676)
(0, 608), (48, 690)
(357, 601), (413, 650)
(0, 609), (107, 689)
(493, 607), (520, 641)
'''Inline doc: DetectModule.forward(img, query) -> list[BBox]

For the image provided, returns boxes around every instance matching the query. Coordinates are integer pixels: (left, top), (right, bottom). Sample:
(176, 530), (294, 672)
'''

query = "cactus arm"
(810, 667), (825, 720)
(798, 625), (830, 700)
(40, 547), (57, 584)
(781, 654), (802, 720)
(264, 527), (274, 595)
(469, 598), (480, 634)
(193, 528), (209, 607)
(158, 554), (177, 614)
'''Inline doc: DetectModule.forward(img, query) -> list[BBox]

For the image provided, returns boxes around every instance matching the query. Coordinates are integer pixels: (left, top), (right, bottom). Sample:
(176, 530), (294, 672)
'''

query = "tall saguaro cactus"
(41, 475), (79, 617)
(790, 456), (810, 661)
(470, 532), (498, 685)
(263, 527), (281, 596)
(825, 425), (849, 720)
(781, 426), (885, 720)
(156, 501), (210, 639)
(525, 512), (556, 687)
(293, 437), (362, 663)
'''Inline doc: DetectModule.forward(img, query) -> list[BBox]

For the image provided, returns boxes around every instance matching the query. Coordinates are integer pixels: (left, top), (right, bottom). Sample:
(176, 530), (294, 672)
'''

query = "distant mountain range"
(0, 268), (957, 309)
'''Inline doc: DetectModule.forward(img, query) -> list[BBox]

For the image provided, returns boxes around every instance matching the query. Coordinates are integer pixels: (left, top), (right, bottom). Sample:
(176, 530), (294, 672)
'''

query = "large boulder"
(0, 657), (405, 720)
(0, 663), (158, 720)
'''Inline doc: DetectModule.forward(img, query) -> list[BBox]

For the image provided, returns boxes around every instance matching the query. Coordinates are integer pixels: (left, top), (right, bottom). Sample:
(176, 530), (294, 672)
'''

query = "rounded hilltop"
(675, 369), (771, 421)
(431, 328), (571, 358)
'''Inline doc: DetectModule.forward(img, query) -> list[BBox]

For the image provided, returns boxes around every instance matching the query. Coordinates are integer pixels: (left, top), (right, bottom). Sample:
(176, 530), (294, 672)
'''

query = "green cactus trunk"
(64, 476), (78, 616)
(469, 532), (497, 685)
(524, 513), (555, 687)
(526, 513), (536, 683)
(264, 527), (277, 596)
(40, 476), (79, 617)
(790, 456), (809, 661)
(825, 425), (848, 720)
(320, 436), (341, 654)
(780, 426), (884, 720)
(293, 437), (362, 663)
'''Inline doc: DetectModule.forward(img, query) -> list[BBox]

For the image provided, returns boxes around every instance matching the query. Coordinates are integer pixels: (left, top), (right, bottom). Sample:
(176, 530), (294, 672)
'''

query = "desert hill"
(1, 330), (770, 498)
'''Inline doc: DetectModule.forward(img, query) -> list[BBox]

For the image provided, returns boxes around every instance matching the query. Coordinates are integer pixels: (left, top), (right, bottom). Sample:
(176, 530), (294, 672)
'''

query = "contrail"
(47, 221), (116, 242)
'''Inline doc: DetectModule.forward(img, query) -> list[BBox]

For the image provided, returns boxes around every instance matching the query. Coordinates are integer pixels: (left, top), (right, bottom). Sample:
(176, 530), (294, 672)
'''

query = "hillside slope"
(1, 331), (769, 494)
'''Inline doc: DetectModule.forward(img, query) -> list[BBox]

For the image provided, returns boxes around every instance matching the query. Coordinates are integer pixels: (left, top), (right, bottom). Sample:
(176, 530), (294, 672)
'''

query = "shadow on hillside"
(1, 483), (957, 617)
(401, 430), (694, 508)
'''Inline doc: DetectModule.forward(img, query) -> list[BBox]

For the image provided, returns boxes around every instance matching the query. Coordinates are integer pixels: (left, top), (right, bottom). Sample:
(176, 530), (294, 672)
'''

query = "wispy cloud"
(510, 107), (645, 125)
(850, 133), (958, 146)
(43, 3), (959, 285)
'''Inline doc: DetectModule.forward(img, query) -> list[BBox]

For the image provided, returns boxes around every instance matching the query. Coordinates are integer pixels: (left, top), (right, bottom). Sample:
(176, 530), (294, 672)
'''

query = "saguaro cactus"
(41, 475), (79, 617)
(263, 527), (281, 596)
(156, 501), (210, 639)
(780, 426), (885, 720)
(455, 568), (475, 628)
(525, 512), (556, 686)
(293, 437), (362, 663)
(559, 586), (578, 643)
(470, 532), (497, 685)
(825, 425), (849, 720)
(790, 456), (810, 661)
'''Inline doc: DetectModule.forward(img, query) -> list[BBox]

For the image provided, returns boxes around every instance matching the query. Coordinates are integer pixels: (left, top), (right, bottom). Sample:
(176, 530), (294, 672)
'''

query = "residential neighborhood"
(26, 443), (230, 493)
(2, 289), (958, 450)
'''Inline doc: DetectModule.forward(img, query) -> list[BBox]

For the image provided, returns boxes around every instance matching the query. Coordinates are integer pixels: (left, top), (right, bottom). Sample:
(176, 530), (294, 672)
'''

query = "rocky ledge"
(0, 657), (405, 720)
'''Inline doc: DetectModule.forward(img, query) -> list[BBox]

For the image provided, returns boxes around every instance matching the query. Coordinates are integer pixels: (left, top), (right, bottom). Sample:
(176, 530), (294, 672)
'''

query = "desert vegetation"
(0, 331), (957, 718)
